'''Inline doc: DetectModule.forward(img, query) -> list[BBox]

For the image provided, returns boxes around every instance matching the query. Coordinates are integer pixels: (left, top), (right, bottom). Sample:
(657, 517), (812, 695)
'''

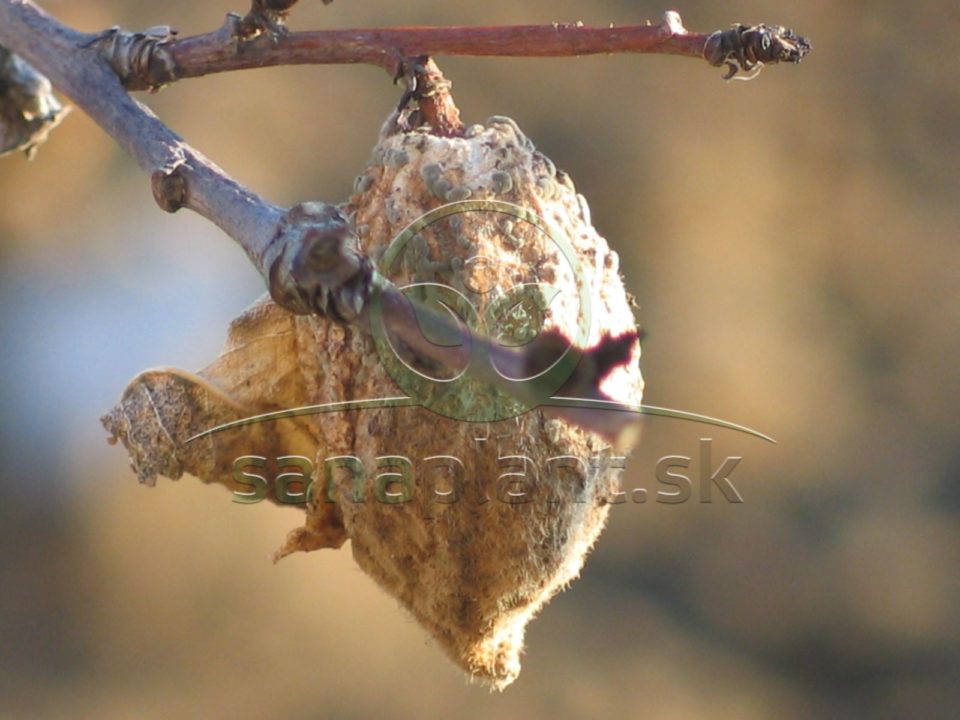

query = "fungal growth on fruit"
(102, 101), (645, 688)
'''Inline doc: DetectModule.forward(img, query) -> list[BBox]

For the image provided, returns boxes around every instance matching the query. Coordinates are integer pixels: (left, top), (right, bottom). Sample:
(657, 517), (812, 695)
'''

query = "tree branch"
(0, 1), (285, 269)
(107, 10), (809, 90)
(167, 13), (708, 80)
(0, 0), (804, 443)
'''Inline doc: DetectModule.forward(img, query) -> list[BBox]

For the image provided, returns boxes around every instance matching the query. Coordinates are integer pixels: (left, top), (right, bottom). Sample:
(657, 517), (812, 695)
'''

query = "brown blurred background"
(2, 1), (958, 718)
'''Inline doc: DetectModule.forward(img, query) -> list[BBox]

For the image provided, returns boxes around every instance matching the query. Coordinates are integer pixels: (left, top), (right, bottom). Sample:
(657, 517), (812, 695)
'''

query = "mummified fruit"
(102, 114), (644, 689)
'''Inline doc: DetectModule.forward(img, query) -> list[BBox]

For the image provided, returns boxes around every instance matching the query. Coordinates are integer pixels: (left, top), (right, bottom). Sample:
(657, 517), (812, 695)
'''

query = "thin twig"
(168, 14), (707, 81)
(93, 11), (810, 90)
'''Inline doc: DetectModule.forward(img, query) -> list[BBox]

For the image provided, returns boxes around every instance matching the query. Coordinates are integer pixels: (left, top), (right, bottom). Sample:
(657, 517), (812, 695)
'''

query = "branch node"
(220, 12), (245, 41)
(264, 202), (373, 322)
(151, 165), (187, 213)
(88, 25), (179, 91)
(704, 24), (811, 80)
(658, 11), (687, 38)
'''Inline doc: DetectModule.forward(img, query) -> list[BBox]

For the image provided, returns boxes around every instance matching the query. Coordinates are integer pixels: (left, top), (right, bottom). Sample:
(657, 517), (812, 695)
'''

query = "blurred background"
(2, 0), (958, 717)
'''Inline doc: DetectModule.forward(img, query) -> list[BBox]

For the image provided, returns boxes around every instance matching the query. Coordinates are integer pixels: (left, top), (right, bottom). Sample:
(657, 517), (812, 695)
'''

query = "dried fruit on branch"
(103, 112), (643, 688)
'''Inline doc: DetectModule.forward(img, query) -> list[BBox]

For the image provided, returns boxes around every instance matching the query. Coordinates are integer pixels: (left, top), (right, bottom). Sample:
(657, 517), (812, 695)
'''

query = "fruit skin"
(102, 115), (643, 690)
(328, 117), (644, 688)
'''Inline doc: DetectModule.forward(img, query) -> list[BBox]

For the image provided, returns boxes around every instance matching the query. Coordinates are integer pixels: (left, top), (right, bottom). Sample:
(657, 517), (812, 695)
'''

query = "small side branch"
(115, 11), (809, 90)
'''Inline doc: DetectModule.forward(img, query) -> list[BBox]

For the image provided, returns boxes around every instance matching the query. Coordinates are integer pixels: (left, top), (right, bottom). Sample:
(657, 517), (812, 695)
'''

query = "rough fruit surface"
(103, 116), (644, 689)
